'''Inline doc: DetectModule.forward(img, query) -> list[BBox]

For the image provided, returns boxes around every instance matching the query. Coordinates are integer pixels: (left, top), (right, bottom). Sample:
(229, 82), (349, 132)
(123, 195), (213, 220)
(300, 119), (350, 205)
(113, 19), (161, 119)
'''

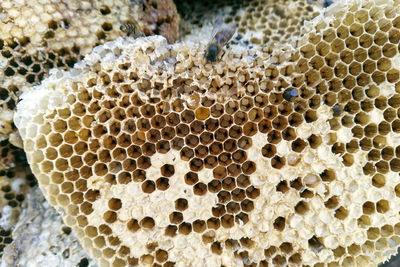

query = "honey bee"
(205, 19), (236, 62)
(120, 20), (144, 37)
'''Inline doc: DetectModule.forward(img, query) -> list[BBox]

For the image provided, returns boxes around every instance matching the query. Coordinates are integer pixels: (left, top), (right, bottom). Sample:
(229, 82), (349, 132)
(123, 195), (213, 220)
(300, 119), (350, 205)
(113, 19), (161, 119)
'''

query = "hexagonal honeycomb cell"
(13, 0), (400, 266)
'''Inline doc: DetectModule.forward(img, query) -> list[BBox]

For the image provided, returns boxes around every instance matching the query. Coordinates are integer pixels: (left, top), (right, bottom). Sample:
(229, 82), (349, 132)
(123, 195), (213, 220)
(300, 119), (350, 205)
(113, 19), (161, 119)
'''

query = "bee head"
(205, 44), (219, 62)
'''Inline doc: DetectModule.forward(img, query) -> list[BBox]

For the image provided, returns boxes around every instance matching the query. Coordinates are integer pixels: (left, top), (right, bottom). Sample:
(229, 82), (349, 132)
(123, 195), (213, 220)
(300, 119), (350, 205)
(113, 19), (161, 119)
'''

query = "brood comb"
(14, 0), (400, 266)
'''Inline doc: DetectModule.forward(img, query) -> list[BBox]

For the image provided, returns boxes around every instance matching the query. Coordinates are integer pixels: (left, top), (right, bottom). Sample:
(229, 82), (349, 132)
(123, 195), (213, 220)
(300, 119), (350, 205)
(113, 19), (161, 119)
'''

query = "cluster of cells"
(138, 0), (180, 44)
(30, 61), (315, 265)
(0, 0), (144, 141)
(294, 3), (400, 174)
(14, 0), (400, 266)
(289, 2), (400, 266)
(227, 0), (324, 47)
(176, 0), (324, 48)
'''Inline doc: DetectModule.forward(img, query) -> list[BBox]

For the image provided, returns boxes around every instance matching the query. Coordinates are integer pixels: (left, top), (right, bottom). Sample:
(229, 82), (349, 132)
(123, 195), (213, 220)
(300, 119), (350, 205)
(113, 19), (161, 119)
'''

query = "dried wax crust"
(13, 0), (400, 266)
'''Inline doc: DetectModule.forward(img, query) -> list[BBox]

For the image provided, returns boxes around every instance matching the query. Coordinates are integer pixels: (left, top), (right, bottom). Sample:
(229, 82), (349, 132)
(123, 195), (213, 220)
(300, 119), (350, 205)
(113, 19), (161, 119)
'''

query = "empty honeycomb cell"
(117, 171), (132, 184)
(171, 137), (184, 151)
(267, 130), (282, 144)
(214, 129), (228, 142)
(176, 124), (190, 137)
(208, 180), (222, 193)
(212, 204), (226, 217)
(380, 224), (394, 238)
(150, 115), (166, 129)
(334, 206), (349, 220)
(195, 145), (208, 158)
(181, 110), (195, 124)
(360, 99), (374, 113)
(127, 145), (142, 159)
(190, 120), (204, 135)
(375, 238), (388, 251)
(300, 44), (315, 58)
(156, 178), (169, 191)
(362, 59), (376, 74)
(331, 38), (345, 53)
(324, 195), (339, 209)
(392, 118), (400, 132)
(142, 180), (156, 194)
(363, 201), (376, 215)
(273, 217), (286, 232)
(386, 68), (400, 83)
(239, 97), (254, 111)
(276, 181), (289, 193)
(389, 158), (400, 172)
(342, 153), (354, 166)
(261, 144), (276, 158)
(281, 127), (296, 141)
(160, 164), (174, 177)
(381, 147), (394, 160)
(205, 118), (219, 132)
(220, 177), (236, 191)
(103, 210), (117, 224)
(221, 214), (234, 228)
(189, 157), (203, 171)
(160, 127), (175, 141)
(323, 28), (336, 42)
(226, 202), (240, 214)
(358, 215), (372, 229)
(353, 48), (368, 62)
(234, 111), (248, 125)
(245, 186), (260, 199)
(316, 41), (330, 56)
(383, 107), (397, 122)
(368, 149), (381, 161)
(204, 155), (217, 169)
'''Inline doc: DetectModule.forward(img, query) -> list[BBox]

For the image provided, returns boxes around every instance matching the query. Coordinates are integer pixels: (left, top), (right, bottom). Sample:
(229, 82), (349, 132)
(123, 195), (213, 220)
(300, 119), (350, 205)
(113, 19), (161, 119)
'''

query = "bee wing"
(223, 23), (236, 41)
(210, 19), (223, 42)
(216, 24), (236, 45)
(210, 20), (236, 44)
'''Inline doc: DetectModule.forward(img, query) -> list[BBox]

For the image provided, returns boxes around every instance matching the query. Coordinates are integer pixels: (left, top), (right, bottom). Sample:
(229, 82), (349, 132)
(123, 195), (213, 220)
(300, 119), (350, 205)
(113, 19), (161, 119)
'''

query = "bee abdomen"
(120, 23), (135, 34)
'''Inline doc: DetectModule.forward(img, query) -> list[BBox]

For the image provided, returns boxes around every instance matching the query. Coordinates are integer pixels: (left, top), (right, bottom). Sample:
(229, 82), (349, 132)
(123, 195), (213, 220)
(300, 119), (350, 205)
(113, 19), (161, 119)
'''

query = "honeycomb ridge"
(15, 0), (400, 266)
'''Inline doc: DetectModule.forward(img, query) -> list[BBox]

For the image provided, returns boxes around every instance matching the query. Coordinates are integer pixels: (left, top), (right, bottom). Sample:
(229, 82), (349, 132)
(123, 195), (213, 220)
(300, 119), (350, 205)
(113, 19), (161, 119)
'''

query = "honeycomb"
(0, 0), (179, 144)
(14, 0), (400, 266)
